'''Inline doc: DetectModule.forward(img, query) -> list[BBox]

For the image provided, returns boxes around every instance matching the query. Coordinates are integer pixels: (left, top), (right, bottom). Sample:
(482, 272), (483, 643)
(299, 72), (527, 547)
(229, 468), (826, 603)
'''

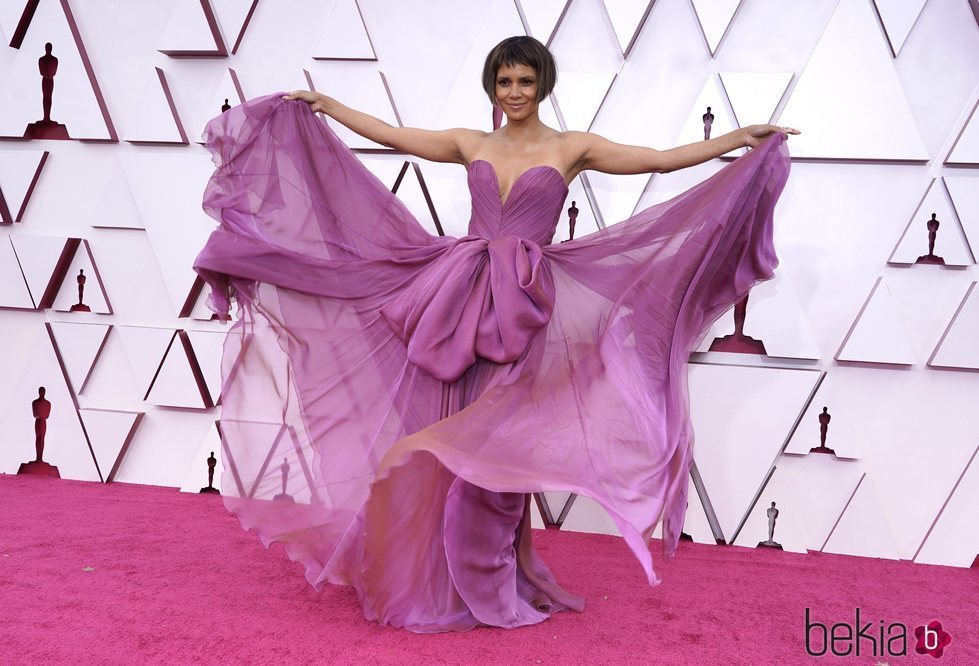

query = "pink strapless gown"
(193, 93), (791, 633)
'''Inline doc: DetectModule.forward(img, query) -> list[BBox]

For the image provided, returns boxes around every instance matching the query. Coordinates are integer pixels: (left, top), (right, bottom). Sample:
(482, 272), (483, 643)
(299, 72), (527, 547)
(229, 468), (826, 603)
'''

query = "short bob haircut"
(481, 36), (557, 105)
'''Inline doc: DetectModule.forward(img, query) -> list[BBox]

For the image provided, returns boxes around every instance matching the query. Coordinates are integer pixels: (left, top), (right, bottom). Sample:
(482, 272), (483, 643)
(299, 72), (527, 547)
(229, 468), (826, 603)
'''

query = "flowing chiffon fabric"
(193, 93), (791, 632)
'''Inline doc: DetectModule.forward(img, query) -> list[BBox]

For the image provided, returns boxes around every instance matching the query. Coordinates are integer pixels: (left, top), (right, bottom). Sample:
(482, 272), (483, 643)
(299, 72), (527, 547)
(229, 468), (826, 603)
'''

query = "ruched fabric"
(380, 234), (554, 382)
(193, 93), (791, 633)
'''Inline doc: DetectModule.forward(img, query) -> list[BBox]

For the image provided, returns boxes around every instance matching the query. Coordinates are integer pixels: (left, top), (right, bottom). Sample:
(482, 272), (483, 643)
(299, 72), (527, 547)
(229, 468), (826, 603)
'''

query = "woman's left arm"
(574, 124), (799, 175)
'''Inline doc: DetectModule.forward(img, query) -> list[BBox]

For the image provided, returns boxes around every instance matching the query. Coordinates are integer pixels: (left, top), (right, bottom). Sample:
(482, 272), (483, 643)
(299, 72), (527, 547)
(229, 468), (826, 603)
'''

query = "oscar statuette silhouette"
(708, 293), (768, 354)
(915, 213), (945, 265)
(24, 43), (70, 140)
(200, 451), (220, 494)
(563, 201), (579, 242)
(18, 387), (60, 477)
(702, 106), (714, 141)
(69, 269), (91, 312)
(273, 457), (295, 502)
(809, 407), (837, 455)
(757, 501), (783, 549)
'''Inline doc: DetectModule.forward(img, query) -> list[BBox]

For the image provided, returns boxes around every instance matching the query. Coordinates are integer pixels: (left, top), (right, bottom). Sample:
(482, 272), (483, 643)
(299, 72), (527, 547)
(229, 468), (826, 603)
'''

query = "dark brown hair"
(481, 36), (556, 105)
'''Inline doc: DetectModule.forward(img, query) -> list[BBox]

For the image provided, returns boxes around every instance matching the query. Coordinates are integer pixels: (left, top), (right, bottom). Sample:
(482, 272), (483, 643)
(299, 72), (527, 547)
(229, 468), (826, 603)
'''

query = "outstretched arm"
(282, 90), (478, 164)
(575, 124), (799, 175)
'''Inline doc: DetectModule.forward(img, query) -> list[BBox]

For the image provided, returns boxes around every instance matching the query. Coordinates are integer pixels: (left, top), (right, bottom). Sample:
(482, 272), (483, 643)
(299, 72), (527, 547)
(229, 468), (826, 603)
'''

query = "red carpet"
(2, 474), (976, 664)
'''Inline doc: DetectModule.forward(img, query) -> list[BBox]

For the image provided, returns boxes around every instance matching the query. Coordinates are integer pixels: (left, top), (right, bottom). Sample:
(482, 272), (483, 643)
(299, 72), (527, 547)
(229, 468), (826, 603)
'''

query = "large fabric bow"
(381, 235), (555, 383)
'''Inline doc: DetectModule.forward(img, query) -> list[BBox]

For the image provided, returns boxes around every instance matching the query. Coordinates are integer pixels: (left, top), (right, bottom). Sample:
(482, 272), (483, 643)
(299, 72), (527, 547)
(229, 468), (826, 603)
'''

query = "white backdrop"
(1, 0), (978, 568)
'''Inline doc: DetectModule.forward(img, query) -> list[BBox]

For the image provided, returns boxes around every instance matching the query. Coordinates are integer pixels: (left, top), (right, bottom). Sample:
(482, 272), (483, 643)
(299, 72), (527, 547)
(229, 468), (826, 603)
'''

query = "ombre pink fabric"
(193, 93), (791, 633)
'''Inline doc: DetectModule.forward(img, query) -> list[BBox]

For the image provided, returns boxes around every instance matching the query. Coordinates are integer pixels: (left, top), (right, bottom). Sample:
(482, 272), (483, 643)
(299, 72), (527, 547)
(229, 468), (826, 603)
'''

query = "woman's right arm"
(283, 90), (480, 165)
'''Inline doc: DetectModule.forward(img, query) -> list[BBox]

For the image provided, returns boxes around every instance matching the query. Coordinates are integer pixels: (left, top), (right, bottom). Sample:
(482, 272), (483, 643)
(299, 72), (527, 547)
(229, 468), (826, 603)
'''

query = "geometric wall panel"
(157, 0), (226, 57)
(179, 420), (222, 493)
(914, 443), (979, 568)
(123, 68), (188, 145)
(119, 152), (218, 315)
(675, 75), (740, 157)
(0, 149), (48, 223)
(822, 473), (901, 559)
(836, 277), (916, 365)
(688, 363), (823, 541)
(185, 329), (226, 405)
(944, 176), (979, 259)
(696, 272), (822, 361)
(305, 65), (398, 150)
(888, 179), (974, 266)
(312, 0), (376, 61)
(0, 327), (100, 481)
(89, 159), (145, 229)
(774, 454), (866, 552)
(873, 0), (927, 57)
(51, 239), (111, 314)
(78, 407), (143, 483)
(551, 71), (616, 133)
(929, 282), (979, 371)
(777, 0), (928, 160)
(517, 0), (570, 46)
(0, 237), (35, 309)
(689, 0), (742, 56)
(145, 331), (212, 409)
(114, 325), (175, 399)
(600, 0), (654, 56)
(8, 234), (71, 309)
(195, 68), (246, 143)
(719, 72), (793, 129)
(559, 494), (620, 536)
(0, 0), (115, 141)
(47, 321), (110, 393)
(210, 0), (260, 55)
(732, 465), (808, 553)
(946, 98), (979, 165)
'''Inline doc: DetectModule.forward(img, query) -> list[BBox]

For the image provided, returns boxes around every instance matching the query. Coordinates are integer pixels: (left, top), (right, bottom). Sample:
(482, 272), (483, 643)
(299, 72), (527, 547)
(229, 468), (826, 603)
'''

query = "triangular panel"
(601, 0), (654, 56)
(145, 331), (211, 409)
(158, 0), (226, 57)
(777, 0), (928, 160)
(552, 72), (615, 133)
(124, 67), (188, 145)
(0, 0), (116, 141)
(47, 321), (111, 393)
(914, 444), (979, 567)
(312, 0), (376, 60)
(929, 282), (979, 371)
(822, 474), (900, 559)
(0, 149), (47, 223)
(688, 363), (823, 539)
(836, 277), (916, 365)
(0, 237), (35, 308)
(873, 0), (927, 57)
(690, 0), (742, 55)
(946, 99), (979, 165)
(719, 72), (792, 128)
(888, 179), (974, 267)
(115, 325), (175, 398)
(517, 0), (569, 45)
(79, 408), (143, 482)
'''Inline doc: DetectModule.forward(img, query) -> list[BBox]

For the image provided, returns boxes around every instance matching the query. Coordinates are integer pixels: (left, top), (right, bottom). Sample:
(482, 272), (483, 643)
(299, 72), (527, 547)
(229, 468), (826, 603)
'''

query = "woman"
(194, 35), (796, 633)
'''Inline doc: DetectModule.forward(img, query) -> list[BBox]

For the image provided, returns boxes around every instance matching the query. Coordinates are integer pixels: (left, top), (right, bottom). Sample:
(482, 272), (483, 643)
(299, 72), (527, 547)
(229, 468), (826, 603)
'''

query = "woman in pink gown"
(193, 36), (795, 633)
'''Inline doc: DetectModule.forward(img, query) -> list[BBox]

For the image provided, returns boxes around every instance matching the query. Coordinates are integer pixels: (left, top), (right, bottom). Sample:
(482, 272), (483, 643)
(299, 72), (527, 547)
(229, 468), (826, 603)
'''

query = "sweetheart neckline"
(468, 159), (568, 207)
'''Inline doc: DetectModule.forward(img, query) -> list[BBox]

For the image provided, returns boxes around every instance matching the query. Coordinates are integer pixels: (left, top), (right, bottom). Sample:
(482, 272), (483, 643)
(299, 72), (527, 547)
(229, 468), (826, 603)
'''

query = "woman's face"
(494, 62), (540, 121)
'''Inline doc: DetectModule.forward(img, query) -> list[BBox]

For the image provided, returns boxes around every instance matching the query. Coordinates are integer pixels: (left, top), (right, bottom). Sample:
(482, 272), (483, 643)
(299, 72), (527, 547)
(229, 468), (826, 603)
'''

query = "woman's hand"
(282, 90), (326, 113)
(742, 124), (801, 148)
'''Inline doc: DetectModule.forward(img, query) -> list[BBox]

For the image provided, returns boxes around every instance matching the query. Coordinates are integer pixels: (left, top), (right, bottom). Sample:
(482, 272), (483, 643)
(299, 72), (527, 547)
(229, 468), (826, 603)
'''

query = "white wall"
(1, 0), (978, 568)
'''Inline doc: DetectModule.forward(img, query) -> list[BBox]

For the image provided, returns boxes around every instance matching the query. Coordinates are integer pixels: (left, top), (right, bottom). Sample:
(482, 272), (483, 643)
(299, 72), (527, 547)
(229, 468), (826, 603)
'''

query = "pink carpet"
(1, 474), (976, 664)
